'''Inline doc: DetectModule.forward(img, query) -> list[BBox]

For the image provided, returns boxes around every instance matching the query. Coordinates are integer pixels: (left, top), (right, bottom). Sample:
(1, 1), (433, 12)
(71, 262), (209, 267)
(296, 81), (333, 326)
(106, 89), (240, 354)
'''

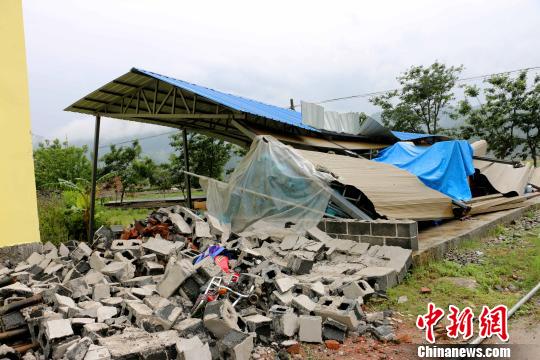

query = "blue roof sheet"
(135, 68), (317, 132)
(391, 131), (443, 141)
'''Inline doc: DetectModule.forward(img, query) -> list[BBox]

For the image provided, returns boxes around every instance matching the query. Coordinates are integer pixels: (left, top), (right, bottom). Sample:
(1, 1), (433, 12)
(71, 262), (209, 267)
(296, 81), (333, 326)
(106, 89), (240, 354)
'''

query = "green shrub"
(37, 193), (69, 245)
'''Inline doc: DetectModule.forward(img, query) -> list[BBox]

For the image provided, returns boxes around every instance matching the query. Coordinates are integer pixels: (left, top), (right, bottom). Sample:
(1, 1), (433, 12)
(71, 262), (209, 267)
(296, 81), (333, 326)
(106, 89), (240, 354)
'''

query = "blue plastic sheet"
(374, 141), (475, 200)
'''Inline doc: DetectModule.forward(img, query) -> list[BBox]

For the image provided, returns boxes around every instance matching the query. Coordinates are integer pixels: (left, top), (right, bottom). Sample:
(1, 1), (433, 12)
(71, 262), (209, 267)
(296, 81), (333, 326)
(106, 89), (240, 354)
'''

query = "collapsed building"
(0, 68), (536, 358)
(0, 205), (411, 359)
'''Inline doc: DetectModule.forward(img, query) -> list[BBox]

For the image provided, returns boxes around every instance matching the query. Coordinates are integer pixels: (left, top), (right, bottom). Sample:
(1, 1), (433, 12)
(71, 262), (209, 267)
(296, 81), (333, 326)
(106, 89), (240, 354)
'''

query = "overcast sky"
(23, 0), (540, 145)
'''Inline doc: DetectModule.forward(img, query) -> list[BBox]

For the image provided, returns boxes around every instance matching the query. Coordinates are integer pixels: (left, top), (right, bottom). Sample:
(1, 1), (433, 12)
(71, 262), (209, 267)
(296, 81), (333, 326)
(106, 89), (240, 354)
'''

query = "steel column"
(182, 129), (193, 209)
(88, 114), (101, 241)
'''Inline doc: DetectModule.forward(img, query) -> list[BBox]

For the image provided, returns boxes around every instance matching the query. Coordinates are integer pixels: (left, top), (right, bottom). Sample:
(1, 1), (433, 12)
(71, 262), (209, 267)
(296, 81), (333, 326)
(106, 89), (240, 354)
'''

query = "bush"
(37, 193), (69, 245)
(37, 191), (105, 244)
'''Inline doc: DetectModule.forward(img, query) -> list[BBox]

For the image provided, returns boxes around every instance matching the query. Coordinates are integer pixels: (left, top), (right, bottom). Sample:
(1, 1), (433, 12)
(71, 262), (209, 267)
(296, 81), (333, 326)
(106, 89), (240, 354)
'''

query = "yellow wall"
(0, 0), (40, 246)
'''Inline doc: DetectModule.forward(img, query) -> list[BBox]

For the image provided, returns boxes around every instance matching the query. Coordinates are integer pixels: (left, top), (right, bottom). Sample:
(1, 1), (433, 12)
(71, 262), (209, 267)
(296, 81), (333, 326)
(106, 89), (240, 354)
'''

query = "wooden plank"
(470, 201), (527, 215)
(470, 196), (525, 214)
(298, 150), (454, 220)
(466, 193), (504, 204)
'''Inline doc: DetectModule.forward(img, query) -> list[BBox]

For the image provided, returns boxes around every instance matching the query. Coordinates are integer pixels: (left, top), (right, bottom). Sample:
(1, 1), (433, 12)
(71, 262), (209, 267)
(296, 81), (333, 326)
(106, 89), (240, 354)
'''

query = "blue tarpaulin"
(374, 140), (475, 200)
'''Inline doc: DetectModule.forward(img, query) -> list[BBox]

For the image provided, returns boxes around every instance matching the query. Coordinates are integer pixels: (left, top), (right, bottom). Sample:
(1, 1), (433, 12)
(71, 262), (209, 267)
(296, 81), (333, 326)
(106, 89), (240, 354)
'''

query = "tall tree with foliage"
(33, 139), (91, 190)
(100, 140), (145, 202)
(455, 71), (540, 165)
(169, 132), (233, 190)
(371, 62), (464, 134)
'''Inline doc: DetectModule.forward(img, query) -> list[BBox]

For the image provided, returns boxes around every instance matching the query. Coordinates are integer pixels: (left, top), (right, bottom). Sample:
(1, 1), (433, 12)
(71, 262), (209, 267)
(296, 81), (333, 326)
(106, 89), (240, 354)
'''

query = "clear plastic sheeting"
(206, 135), (332, 233)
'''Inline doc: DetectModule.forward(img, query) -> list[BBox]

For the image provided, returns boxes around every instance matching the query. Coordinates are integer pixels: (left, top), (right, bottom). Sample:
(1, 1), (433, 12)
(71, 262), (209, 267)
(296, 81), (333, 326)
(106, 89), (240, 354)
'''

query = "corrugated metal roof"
(134, 68), (317, 131)
(65, 67), (448, 144)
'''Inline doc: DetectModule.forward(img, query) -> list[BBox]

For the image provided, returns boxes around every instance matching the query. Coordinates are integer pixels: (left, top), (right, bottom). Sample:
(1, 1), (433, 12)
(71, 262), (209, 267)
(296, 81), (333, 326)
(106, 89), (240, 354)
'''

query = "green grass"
(368, 221), (540, 321)
(104, 190), (206, 202)
(99, 208), (150, 227)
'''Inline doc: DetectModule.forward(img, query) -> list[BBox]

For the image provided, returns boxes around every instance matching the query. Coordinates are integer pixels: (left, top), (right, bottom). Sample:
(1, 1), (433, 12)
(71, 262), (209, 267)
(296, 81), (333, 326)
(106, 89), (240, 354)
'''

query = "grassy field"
(100, 207), (150, 227)
(368, 210), (540, 323)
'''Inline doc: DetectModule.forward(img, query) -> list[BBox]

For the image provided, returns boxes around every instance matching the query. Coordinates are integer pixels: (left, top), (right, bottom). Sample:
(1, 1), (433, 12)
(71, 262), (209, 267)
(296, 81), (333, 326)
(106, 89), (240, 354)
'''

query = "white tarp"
(205, 136), (332, 233)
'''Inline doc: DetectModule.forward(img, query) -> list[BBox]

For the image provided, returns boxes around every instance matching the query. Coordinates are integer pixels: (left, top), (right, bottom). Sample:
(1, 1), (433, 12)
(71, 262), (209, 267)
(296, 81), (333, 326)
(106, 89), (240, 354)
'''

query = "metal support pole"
(88, 114), (101, 241)
(183, 129), (193, 209)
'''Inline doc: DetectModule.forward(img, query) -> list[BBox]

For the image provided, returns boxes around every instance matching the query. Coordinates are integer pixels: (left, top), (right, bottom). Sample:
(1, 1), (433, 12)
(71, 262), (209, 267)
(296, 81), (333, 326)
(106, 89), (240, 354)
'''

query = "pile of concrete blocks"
(0, 205), (411, 359)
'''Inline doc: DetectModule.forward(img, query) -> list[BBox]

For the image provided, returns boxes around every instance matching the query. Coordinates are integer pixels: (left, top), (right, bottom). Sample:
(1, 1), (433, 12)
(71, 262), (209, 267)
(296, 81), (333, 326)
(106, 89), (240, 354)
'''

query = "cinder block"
(324, 220), (347, 234)
(357, 266), (398, 291)
(360, 235), (384, 246)
(203, 299), (240, 339)
(410, 236), (419, 251)
(219, 329), (254, 360)
(157, 259), (195, 298)
(269, 305), (298, 337)
(176, 336), (211, 360)
(371, 221), (397, 237)
(337, 234), (360, 242)
(298, 315), (322, 343)
(396, 220), (418, 238)
(385, 237), (411, 249)
(347, 221), (371, 235)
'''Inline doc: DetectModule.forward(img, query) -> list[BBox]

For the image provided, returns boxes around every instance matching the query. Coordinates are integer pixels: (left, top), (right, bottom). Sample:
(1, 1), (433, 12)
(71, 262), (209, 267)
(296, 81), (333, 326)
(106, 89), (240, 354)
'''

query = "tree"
(371, 62), (464, 134)
(455, 71), (540, 165)
(33, 139), (91, 190)
(100, 140), (144, 202)
(169, 132), (233, 190)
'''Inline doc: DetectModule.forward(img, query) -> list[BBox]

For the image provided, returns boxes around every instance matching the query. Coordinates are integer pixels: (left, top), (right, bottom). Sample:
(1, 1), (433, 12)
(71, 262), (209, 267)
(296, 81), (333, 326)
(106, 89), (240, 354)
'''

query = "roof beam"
(99, 113), (246, 120)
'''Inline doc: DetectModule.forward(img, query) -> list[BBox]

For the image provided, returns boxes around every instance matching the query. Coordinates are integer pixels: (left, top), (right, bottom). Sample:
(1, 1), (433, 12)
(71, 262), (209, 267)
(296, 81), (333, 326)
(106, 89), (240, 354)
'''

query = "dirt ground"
(300, 298), (540, 360)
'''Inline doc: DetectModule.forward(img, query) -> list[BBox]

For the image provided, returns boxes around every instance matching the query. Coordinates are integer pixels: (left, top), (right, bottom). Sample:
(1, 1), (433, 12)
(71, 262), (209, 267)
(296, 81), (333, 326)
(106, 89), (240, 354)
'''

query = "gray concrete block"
(176, 336), (211, 360)
(371, 221), (397, 237)
(93, 284), (110, 301)
(360, 235), (384, 246)
(322, 318), (348, 343)
(269, 305), (298, 337)
(385, 237), (411, 249)
(44, 319), (74, 340)
(291, 294), (317, 314)
(298, 315), (322, 343)
(219, 329), (254, 360)
(324, 220), (347, 234)
(357, 266), (398, 291)
(396, 220), (418, 238)
(83, 344), (111, 360)
(157, 258), (195, 298)
(347, 221), (371, 235)
(173, 318), (204, 336)
(96, 306), (117, 323)
(100, 261), (135, 282)
(111, 239), (142, 257)
(142, 237), (177, 257)
(243, 314), (272, 337)
(203, 299), (240, 339)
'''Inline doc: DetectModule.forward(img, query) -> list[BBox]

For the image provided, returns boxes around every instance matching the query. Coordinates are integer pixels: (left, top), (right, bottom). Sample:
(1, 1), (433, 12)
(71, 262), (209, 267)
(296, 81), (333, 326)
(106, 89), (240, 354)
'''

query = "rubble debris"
(0, 205), (413, 358)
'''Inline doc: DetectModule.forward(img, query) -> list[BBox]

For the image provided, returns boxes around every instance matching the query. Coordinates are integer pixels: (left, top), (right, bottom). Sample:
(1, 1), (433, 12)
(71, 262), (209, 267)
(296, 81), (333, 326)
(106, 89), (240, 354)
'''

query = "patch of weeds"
(100, 208), (150, 227)
(489, 224), (506, 237)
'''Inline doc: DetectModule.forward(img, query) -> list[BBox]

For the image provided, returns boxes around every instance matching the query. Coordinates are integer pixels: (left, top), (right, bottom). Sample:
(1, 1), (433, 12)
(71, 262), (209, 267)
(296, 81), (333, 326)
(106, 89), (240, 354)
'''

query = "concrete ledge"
(413, 199), (540, 265)
(0, 242), (43, 265)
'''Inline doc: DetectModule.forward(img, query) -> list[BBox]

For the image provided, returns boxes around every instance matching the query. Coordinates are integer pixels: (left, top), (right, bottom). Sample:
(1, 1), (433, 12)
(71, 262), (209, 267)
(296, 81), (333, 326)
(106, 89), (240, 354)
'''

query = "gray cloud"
(24, 0), (540, 141)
